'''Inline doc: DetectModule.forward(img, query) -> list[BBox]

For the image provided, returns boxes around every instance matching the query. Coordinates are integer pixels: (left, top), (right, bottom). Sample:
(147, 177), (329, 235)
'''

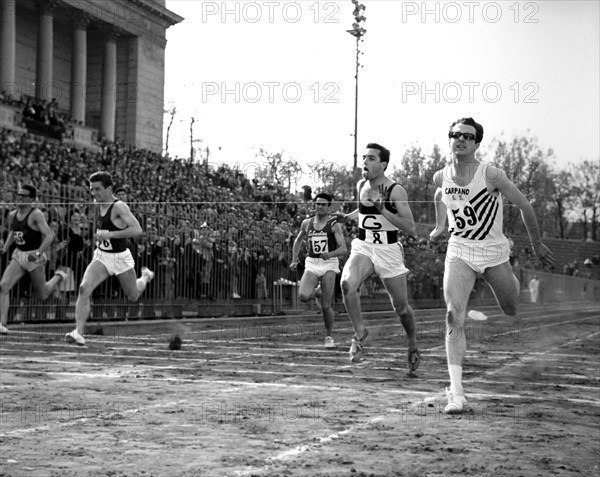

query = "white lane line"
(233, 414), (390, 476)
(487, 329), (600, 376)
(3, 366), (598, 395)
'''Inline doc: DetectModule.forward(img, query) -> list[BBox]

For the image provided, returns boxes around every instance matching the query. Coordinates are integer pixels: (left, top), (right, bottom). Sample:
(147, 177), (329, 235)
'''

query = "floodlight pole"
(347, 1), (367, 173)
(353, 34), (359, 172)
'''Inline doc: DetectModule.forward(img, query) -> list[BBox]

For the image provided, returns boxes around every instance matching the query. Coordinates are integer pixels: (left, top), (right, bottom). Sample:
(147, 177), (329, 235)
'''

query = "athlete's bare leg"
(28, 266), (63, 301)
(341, 253), (374, 340)
(319, 270), (337, 337)
(0, 260), (26, 327)
(116, 267), (151, 302)
(443, 258), (477, 396)
(382, 274), (417, 353)
(75, 261), (110, 334)
(483, 261), (520, 316)
(297, 270), (319, 303)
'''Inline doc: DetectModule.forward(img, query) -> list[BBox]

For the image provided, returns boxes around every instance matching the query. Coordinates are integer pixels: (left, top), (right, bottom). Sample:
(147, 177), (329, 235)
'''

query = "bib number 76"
(96, 229), (113, 250)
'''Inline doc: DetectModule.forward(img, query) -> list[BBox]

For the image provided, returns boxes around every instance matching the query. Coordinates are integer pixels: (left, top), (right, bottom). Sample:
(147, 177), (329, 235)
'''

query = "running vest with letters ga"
(441, 162), (504, 242)
(96, 200), (128, 253)
(11, 208), (42, 251)
(357, 180), (399, 245)
(307, 216), (338, 258)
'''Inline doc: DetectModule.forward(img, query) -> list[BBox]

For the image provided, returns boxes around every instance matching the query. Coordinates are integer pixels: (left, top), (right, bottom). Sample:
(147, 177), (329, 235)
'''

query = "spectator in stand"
(255, 266), (268, 299)
(114, 187), (128, 202)
(157, 247), (176, 301)
(227, 240), (242, 299)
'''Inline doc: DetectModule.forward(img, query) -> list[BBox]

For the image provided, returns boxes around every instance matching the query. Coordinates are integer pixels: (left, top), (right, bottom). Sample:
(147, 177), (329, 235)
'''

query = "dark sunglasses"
(449, 132), (476, 141)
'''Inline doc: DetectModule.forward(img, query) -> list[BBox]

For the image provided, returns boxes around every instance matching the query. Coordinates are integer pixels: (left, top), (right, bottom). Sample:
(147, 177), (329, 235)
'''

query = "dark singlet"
(307, 217), (338, 258)
(96, 200), (127, 253)
(357, 180), (399, 244)
(11, 208), (42, 251)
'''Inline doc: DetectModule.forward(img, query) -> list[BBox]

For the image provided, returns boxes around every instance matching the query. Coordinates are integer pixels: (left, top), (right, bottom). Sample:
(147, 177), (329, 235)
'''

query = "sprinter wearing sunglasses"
(430, 117), (554, 414)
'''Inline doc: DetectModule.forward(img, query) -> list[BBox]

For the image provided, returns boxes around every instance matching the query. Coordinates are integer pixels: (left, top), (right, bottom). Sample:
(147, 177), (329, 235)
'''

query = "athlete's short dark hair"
(366, 143), (390, 165)
(448, 117), (484, 144)
(114, 186), (127, 195)
(21, 184), (37, 199)
(314, 192), (333, 205)
(89, 171), (113, 189)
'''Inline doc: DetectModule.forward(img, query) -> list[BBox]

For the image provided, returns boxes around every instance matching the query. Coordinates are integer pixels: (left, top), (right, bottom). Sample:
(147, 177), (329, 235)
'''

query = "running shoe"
(408, 349), (422, 373)
(349, 328), (369, 362)
(65, 329), (85, 346)
(467, 310), (488, 321)
(444, 387), (467, 414)
(141, 267), (155, 282)
(324, 336), (335, 348)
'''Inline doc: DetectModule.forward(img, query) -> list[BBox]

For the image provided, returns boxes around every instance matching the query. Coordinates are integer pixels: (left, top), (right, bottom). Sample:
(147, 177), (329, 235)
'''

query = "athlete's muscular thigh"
(0, 260), (26, 291)
(483, 261), (518, 315)
(79, 261), (110, 295)
(443, 258), (476, 314)
(341, 253), (373, 292)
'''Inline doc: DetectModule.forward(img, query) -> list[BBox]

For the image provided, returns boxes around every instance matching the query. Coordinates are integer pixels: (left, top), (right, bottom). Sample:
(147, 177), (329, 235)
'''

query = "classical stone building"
(0, 0), (182, 152)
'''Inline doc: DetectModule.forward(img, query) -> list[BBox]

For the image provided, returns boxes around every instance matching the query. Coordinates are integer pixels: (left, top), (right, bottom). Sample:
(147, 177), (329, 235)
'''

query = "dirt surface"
(1, 301), (599, 477)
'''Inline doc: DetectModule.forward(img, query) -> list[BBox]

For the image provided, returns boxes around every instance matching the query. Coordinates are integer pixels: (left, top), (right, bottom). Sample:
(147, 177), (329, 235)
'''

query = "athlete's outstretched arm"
(321, 222), (348, 261)
(1, 214), (15, 253)
(31, 209), (56, 255)
(290, 219), (309, 270)
(492, 168), (554, 267)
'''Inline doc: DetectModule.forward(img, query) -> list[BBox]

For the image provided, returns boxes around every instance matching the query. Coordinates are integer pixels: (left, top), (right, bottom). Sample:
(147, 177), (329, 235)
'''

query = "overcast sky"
(163, 1), (599, 182)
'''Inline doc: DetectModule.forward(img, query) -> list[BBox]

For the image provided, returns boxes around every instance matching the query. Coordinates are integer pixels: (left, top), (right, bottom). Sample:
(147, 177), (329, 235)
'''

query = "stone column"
(70, 12), (90, 124)
(0, 0), (17, 94)
(100, 28), (119, 141)
(35, 0), (57, 100)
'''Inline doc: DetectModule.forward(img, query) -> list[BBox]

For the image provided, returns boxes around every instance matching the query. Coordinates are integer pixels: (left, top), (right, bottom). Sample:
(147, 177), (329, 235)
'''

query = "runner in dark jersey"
(0, 185), (67, 334)
(290, 193), (347, 347)
(65, 172), (154, 346)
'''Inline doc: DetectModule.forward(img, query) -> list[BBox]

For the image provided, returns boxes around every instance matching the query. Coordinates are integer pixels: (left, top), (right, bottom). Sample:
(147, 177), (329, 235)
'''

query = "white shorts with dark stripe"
(350, 238), (409, 279)
(446, 237), (510, 274)
(304, 256), (340, 277)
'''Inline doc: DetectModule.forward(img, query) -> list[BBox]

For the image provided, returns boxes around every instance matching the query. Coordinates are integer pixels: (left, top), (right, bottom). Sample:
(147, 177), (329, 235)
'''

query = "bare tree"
(569, 160), (600, 240)
(164, 104), (176, 157)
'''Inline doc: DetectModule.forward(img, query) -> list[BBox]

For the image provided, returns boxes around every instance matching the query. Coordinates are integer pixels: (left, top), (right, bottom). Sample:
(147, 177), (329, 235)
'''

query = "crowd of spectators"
(0, 127), (321, 303)
(7, 125), (585, 308)
(1, 92), (72, 140)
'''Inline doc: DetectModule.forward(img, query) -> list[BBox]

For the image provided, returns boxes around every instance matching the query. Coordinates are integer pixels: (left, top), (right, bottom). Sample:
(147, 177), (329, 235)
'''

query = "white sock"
(448, 364), (463, 396)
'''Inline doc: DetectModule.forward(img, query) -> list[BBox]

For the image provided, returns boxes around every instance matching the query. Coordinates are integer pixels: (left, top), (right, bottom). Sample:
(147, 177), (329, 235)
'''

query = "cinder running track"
(1, 301), (598, 477)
